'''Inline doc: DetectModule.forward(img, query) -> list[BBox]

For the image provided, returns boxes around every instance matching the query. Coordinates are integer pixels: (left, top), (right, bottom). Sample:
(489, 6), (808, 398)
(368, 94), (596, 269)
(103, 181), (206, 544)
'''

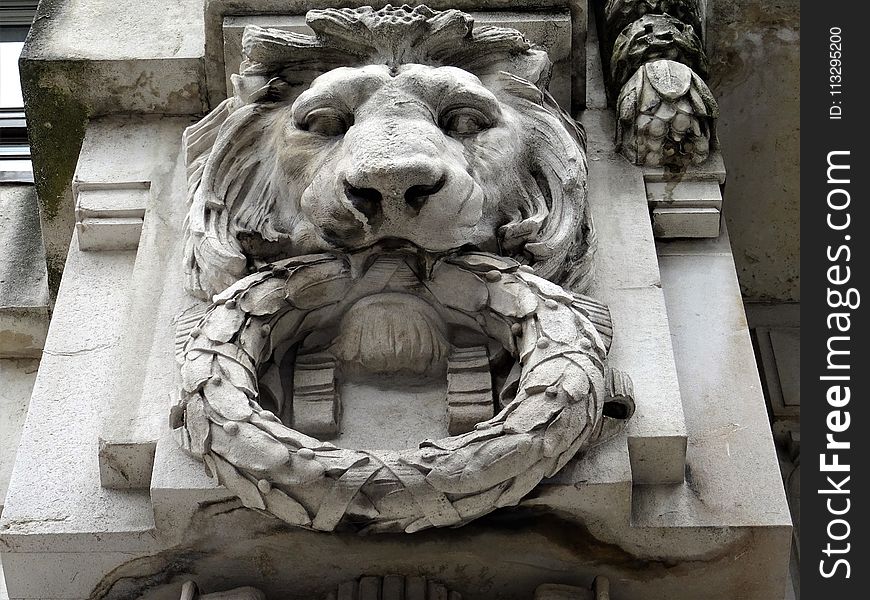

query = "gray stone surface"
(75, 186), (149, 251)
(707, 0), (800, 302)
(651, 206), (721, 238)
(0, 359), (38, 514)
(0, 239), (157, 557)
(78, 116), (195, 488)
(646, 227), (791, 533)
(0, 185), (49, 358)
(584, 109), (687, 484)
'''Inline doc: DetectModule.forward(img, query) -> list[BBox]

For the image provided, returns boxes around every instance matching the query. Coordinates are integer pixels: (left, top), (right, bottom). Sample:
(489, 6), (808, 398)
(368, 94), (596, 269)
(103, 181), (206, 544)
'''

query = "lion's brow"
(301, 67), (393, 107)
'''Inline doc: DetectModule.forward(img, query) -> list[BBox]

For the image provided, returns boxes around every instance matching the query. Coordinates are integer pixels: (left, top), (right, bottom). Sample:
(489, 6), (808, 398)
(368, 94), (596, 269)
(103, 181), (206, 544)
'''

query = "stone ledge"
(75, 185), (150, 252)
(0, 185), (49, 358)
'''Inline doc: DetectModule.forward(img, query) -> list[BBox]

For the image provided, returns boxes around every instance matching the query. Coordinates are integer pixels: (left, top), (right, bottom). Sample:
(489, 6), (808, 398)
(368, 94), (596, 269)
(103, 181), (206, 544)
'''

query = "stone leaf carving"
(604, 0), (704, 39)
(323, 576), (460, 600)
(177, 575), (612, 599)
(616, 59), (719, 167)
(180, 582), (265, 600)
(610, 14), (708, 89)
(174, 4), (634, 534)
(172, 253), (633, 533)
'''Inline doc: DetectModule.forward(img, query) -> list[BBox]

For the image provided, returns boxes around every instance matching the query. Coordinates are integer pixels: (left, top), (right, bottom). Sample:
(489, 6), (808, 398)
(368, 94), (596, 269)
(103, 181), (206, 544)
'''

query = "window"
(1, 1), (38, 182)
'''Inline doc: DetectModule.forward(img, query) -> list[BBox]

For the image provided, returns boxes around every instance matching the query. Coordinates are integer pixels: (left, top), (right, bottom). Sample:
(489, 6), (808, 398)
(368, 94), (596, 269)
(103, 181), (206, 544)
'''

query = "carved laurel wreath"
(172, 251), (632, 533)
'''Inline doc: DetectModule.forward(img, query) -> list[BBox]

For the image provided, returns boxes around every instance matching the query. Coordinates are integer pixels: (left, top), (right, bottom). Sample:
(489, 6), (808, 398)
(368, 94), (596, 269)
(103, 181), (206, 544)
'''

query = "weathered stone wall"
(706, 0), (800, 302)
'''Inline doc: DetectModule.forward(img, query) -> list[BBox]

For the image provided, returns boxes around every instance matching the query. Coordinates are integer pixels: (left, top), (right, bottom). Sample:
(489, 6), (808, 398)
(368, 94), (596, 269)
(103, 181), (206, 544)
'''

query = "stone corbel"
(598, 0), (725, 238)
(74, 182), (149, 251)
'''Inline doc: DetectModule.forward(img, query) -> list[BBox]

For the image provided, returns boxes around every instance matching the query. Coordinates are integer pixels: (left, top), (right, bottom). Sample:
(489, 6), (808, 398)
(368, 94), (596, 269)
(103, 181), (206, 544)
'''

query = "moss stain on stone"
(19, 60), (89, 223)
(19, 60), (91, 293)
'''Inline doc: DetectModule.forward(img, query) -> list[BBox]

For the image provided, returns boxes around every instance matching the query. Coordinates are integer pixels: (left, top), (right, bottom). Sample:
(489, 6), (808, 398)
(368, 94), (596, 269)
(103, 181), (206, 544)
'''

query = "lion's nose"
(344, 158), (446, 215)
(343, 181), (382, 220)
(403, 175), (446, 211)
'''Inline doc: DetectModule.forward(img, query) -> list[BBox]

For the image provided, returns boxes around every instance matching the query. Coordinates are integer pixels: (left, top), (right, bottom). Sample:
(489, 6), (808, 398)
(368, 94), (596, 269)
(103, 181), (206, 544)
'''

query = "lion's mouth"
(253, 245), (510, 440)
(336, 237), (476, 280)
(332, 292), (450, 377)
(290, 243), (492, 378)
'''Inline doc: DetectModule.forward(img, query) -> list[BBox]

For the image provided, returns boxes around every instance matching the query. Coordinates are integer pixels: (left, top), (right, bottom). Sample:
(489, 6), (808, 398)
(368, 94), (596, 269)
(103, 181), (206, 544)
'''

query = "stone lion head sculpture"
(183, 4), (595, 300)
(173, 6), (634, 534)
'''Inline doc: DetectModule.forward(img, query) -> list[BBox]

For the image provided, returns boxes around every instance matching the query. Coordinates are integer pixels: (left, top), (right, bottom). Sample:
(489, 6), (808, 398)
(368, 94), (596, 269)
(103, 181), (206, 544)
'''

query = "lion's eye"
(440, 108), (492, 135)
(299, 108), (351, 136)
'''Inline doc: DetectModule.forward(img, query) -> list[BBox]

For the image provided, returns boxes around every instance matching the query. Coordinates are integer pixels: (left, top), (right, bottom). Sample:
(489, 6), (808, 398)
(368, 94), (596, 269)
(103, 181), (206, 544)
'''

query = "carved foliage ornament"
(173, 4), (633, 534)
(610, 14), (708, 90)
(604, 0), (704, 39)
(601, 0), (719, 167)
(178, 575), (612, 600)
(616, 59), (718, 166)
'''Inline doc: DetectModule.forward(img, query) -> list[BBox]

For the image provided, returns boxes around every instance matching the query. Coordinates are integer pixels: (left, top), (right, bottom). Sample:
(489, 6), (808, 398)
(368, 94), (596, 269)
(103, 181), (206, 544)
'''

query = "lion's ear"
(494, 71), (546, 103)
(495, 72), (585, 150)
(231, 74), (291, 105)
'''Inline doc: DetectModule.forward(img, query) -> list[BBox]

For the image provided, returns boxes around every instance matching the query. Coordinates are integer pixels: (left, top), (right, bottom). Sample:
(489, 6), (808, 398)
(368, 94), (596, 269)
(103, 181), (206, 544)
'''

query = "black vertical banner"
(802, 2), (868, 598)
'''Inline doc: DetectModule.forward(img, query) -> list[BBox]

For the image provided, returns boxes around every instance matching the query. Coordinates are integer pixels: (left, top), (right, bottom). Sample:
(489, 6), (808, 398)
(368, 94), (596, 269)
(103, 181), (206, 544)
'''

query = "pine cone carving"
(616, 59), (719, 167)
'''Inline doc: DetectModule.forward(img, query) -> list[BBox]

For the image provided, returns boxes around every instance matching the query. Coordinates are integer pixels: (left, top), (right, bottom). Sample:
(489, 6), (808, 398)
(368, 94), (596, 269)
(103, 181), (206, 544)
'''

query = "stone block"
(75, 185), (150, 218)
(651, 207), (721, 239)
(98, 439), (156, 490)
(2, 551), (135, 599)
(642, 150), (727, 185)
(0, 185), (49, 358)
(646, 180), (723, 210)
(584, 109), (687, 485)
(79, 117), (196, 489)
(0, 239), (158, 559)
(76, 216), (145, 251)
(769, 328), (800, 408)
(646, 232), (791, 534)
(292, 352), (341, 438)
(607, 286), (687, 484)
(645, 162), (724, 240)
(754, 326), (800, 419)
(446, 346), (494, 435)
(150, 432), (233, 539)
(0, 359), (38, 513)
(72, 115), (199, 254)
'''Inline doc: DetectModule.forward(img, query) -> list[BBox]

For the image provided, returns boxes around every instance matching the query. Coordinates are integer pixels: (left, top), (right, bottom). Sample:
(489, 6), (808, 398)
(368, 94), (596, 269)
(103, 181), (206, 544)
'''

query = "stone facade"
(0, 2), (793, 599)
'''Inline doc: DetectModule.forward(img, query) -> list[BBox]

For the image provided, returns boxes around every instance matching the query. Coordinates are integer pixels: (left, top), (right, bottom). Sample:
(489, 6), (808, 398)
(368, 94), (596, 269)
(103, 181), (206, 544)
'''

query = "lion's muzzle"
(295, 74), (492, 254)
